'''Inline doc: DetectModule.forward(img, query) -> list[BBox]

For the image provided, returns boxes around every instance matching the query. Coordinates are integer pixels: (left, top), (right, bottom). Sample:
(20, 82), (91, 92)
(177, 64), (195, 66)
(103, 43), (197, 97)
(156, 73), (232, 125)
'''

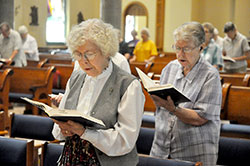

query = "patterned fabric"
(223, 32), (250, 70)
(59, 135), (100, 166)
(200, 39), (223, 68)
(150, 57), (222, 166)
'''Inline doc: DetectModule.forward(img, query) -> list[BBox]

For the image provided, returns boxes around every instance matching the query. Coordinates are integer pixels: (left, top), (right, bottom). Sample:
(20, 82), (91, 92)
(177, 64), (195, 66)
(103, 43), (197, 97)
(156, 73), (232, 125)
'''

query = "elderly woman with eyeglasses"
(52, 19), (145, 166)
(150, 22), (222, 166)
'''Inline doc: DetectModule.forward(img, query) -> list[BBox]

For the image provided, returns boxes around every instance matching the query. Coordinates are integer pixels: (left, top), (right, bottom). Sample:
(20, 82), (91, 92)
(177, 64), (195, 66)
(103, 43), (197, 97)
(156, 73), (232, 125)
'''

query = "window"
(124, 2), (148, 42)
(46, 0), (66, 44)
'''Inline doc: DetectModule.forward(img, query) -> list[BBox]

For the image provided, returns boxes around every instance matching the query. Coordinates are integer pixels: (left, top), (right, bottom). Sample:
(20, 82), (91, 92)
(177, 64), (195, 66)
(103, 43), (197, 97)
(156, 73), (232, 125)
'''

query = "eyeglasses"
(172, 45), (198, 53)
(72, 51), (97, 61)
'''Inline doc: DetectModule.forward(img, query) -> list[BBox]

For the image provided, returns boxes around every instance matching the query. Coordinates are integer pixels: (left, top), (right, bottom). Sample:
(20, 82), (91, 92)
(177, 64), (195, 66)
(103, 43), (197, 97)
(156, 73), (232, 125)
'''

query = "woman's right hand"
(49, 93), (64, 107)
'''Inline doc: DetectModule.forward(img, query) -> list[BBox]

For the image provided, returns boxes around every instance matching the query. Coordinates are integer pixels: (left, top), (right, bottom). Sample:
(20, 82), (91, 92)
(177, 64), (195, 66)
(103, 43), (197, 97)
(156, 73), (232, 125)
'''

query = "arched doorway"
(123, 2), (148, 42)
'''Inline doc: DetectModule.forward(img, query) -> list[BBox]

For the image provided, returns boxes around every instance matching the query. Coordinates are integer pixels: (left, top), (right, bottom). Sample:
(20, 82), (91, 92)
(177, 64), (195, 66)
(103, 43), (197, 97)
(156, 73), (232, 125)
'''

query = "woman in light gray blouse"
(150, 22), (222, 166)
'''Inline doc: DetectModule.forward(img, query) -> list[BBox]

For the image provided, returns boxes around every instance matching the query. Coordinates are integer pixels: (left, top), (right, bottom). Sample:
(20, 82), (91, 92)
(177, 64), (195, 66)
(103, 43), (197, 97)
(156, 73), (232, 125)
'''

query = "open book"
(222, 56), (236, 63)
(21, 97), (106, 129)
(136, 67), (191, 105)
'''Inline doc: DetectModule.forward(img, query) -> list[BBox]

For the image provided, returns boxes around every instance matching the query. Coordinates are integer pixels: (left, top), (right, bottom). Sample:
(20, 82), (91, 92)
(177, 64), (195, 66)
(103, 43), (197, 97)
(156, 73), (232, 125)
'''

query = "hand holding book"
(21, 97), (106, 129)
(135, 67), (191, 105)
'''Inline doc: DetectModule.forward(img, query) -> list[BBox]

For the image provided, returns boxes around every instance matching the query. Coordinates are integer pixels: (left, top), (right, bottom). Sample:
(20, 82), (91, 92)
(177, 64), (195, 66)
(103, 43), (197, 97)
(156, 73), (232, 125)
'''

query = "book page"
(21, 97), (105, 127)
(135, 67), (156, 89)
(147, 84), (173, 91)
(21, 97), (53, 112)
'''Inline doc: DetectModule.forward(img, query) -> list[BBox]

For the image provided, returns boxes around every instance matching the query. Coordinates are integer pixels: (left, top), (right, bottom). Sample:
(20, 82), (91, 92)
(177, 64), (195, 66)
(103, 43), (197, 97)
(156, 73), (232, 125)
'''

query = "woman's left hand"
(151, 95), (176, 113)
(53, 119), (86, 137)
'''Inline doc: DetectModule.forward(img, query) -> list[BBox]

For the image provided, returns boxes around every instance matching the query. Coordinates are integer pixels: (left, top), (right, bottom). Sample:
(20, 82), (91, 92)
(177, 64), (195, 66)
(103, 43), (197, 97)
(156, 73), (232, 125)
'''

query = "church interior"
(0, 0), (250, 165)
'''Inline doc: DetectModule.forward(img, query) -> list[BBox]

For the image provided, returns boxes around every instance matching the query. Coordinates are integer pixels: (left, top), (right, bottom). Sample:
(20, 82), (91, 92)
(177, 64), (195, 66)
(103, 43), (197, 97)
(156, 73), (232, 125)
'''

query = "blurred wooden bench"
(6, 66), (55, 115)
(26, 59), (48, 68)
(43, 63), (73, 94)
(222, 83), (250, 125)
(220, 73), (250, 86)
(0, 68), (13, 128)
(130, 62), (148, 77)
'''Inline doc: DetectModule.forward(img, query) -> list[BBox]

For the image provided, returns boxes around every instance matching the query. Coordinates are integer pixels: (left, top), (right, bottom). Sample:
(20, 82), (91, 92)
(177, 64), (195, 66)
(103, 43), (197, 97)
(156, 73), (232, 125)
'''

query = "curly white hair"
(67, 18), (118, 58)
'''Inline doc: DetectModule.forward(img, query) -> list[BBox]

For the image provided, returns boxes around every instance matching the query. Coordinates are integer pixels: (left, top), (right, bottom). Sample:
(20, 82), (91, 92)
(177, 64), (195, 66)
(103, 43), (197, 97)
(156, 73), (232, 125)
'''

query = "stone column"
(0, 0), (14, 28)
(100, 0), (121, 29)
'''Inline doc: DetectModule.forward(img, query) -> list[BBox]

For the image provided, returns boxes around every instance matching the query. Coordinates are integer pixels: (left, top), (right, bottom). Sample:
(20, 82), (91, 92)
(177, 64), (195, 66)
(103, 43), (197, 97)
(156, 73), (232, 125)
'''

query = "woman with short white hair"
(150, 22), (222, 166)
(52, 18), (145, 166)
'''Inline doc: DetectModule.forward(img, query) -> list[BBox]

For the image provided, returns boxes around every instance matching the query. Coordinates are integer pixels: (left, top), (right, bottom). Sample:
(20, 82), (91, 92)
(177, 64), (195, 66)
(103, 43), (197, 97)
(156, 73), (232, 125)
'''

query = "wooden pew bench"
(130, 61), (148, 77)
(0, 68), (13, 128)
(220, 73), (250, 86)
(26, 59), (48, 68)
(7, 66), (55, 115)
(43, 63), (74, 94)
(222, 83), (250, 125)
(39, 53), (72, 61)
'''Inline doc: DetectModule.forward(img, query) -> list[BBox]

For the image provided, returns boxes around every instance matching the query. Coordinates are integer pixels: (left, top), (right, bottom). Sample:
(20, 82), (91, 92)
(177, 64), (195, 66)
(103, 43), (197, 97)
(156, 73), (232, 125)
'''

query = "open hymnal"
(21, 97), (106, 129)
(136, 67), (191, 105)
(222, 56), (236, 63)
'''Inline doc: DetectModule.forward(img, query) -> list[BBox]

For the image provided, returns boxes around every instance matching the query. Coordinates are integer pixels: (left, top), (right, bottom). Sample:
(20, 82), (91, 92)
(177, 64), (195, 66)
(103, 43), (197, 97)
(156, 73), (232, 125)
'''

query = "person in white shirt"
(18, 25), (39, 61)
(213, 28), (223, 49)
(51, 19), (145, 166)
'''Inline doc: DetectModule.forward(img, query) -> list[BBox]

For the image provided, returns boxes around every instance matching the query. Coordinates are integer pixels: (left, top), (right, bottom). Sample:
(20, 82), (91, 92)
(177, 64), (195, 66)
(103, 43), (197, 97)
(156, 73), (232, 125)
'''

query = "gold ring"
(65, 130), (69, 134)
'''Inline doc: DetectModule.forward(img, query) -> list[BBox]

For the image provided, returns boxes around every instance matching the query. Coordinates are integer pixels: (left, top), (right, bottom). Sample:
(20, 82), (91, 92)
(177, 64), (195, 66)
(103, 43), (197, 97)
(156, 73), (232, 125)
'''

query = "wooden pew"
(7, 66), (55, 115)
(0, 137), (34, 166)
(0, 68), (13, 128)
(130, 62), (148, 77)
(220, 73), (250, 86)
(26, 59), (48, 68)
(143, 88), (156, 112)
(0, 111), (8, 135)
(222, 83), (250, 125)
(145, 62), (168, 80)
(39, 53), (72, 61)
(48, 59), (74, 65)
(43, 63), (74, 94)
(154, 52), (176, 63)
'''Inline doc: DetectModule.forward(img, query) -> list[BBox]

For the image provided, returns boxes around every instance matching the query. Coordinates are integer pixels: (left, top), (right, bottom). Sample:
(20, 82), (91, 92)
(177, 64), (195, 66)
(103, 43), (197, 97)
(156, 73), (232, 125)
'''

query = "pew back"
(43, 63), (73, 93)
(0, 137), (34, 166)
(224, 84), (250, 124)
(0, 68), (13, 128)
(220, 73), (250, 86)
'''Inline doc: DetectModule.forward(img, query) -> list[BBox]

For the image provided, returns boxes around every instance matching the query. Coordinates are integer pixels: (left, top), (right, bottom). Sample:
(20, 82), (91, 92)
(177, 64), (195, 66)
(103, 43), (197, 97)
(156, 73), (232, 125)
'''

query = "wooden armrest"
(0, 130), (8, 136)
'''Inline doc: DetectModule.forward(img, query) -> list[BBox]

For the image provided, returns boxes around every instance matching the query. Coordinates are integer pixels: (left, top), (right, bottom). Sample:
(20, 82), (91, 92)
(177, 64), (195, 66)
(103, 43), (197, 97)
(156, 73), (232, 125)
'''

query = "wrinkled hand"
(53, 120), (86, 137)
(49, 94), (64, 107)
(151, 95), (176, 112)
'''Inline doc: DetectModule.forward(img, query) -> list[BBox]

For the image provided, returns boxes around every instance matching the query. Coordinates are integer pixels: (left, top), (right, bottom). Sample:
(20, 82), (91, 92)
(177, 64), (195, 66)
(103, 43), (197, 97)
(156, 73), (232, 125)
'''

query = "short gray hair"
(18, 25), (28, 34)
(67, 19), (118, 57)
(141, 27), (150, 37)
(173, 22), (205, 47)
(0, 22), (10, 33)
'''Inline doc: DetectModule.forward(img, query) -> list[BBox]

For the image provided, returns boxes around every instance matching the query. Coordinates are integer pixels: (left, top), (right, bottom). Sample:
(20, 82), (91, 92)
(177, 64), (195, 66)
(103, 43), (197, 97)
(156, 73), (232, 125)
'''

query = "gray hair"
(0, 22), (10, 33)
(141, 27), (150, 37)
(173, 22), (205, 47)
(67, 18), (118, 57)
(18, 25), (28, 34)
